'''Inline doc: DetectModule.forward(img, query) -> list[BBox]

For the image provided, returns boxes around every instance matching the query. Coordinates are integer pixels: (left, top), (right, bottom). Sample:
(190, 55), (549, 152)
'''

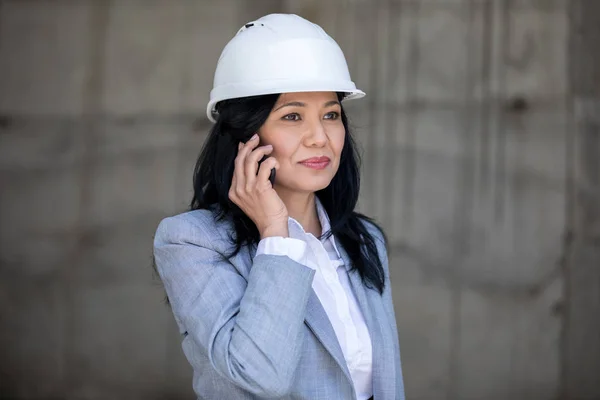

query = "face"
(258, 91), (345, 194)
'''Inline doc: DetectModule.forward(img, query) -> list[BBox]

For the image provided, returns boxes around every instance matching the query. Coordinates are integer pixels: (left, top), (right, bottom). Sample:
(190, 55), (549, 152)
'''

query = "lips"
(299, 156), (331, 170)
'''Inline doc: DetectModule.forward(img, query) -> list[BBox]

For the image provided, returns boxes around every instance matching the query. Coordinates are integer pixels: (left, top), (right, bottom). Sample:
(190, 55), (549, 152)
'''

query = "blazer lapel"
(304, 290), (353, 383)
(336, 237), (397, 400)
(243, 243), (351, 383)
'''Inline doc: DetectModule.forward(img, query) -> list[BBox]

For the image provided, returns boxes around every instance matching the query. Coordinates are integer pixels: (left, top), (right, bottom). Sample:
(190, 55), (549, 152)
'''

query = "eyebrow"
(274, 100), (341, 112)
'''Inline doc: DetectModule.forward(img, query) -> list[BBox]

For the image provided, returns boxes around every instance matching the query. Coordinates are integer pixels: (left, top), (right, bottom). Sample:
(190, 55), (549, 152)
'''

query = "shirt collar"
(287, 197), (336, 241)
(286, 198), (343, 264)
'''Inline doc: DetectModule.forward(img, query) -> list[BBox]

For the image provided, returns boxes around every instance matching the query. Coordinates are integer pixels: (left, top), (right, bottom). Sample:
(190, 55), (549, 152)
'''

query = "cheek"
(260, 130), (294, 160)
(271, 143), (297, 166)
(331, 127), (346, 156)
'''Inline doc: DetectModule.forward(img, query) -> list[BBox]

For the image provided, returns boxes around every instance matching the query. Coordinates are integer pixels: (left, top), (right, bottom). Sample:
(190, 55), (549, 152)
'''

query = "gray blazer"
(153, 208), (405, 400)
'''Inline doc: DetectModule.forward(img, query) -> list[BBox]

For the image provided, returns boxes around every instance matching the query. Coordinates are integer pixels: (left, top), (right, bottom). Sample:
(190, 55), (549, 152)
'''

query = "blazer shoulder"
(154, 208), (233, 250)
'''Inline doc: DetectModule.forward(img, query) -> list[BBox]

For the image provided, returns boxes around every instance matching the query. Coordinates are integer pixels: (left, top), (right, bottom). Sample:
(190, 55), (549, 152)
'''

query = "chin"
(296, 176), (334, 193)
(278, 167), (338, 193)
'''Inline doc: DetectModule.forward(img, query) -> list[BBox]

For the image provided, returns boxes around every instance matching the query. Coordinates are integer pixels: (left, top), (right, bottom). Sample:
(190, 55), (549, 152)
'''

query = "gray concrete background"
(0, 0), (598, 399)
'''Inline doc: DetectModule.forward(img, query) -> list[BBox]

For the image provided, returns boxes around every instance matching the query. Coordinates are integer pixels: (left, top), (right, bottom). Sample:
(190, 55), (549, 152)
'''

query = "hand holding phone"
(229, 134), (288, 238)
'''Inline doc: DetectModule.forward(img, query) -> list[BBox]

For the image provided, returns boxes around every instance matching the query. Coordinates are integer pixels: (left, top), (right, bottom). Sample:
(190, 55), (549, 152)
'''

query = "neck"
(275, 186), (321, 237)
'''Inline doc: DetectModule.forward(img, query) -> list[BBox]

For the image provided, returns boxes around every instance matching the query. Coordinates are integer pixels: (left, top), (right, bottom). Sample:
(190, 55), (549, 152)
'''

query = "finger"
(240, 134), (260, 157)
(230, 172), (237, 196)
(256, 156), (279, 188)
(245, 145), (273, 183)
(247, 143), (273, 165)
(233, 135), (259, 189)
(233, 154), (245, 194)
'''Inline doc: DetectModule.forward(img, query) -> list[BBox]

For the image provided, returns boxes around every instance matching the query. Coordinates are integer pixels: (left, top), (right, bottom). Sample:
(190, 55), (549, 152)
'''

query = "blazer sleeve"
(153, 215), (316, 397)
(367, 220), (406, 399)
(380, 241), (406, 399)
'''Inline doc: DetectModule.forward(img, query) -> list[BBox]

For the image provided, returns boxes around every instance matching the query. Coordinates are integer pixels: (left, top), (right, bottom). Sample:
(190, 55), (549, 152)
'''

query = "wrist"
(259, 223), (289, 239)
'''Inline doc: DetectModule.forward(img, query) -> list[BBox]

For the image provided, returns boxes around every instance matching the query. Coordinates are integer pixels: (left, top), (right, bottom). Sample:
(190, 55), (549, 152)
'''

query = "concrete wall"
(564, 1), (600, 398)
(0, 0), (596, 399)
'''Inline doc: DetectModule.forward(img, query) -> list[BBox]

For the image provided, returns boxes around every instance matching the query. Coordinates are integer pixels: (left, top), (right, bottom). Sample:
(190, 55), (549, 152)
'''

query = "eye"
(282, 113), (301, 121)
(324, 111), (340, 120)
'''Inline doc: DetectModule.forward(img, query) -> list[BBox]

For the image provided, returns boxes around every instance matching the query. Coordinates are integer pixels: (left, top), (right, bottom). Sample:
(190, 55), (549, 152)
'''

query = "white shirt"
(255, 199), (373, 400)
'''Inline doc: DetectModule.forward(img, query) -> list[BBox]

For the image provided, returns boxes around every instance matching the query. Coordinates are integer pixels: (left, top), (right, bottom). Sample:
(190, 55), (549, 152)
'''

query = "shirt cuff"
(255, 237), (310, 267)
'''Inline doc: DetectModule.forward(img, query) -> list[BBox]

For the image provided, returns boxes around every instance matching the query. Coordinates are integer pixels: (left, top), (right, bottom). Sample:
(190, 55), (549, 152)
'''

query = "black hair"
(190, 93), (387, 293)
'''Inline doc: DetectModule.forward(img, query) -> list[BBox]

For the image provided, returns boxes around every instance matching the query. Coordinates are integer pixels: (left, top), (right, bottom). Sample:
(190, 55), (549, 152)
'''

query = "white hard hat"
(206, 13), (365, 122)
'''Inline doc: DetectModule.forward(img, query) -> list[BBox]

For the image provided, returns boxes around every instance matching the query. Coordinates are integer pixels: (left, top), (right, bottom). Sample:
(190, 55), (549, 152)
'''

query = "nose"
(305, 119), (328, 148)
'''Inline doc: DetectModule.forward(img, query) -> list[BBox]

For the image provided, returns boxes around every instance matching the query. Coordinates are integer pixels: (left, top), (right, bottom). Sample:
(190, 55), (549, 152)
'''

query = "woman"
(154, 13), (405, 400)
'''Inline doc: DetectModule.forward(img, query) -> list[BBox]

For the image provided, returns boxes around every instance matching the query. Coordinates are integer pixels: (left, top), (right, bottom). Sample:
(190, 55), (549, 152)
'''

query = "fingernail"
(251, 133), (258, 140)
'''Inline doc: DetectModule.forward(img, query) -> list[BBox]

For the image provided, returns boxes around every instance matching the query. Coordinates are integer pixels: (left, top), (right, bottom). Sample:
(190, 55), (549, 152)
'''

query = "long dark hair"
(192, 93), (387, 294)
